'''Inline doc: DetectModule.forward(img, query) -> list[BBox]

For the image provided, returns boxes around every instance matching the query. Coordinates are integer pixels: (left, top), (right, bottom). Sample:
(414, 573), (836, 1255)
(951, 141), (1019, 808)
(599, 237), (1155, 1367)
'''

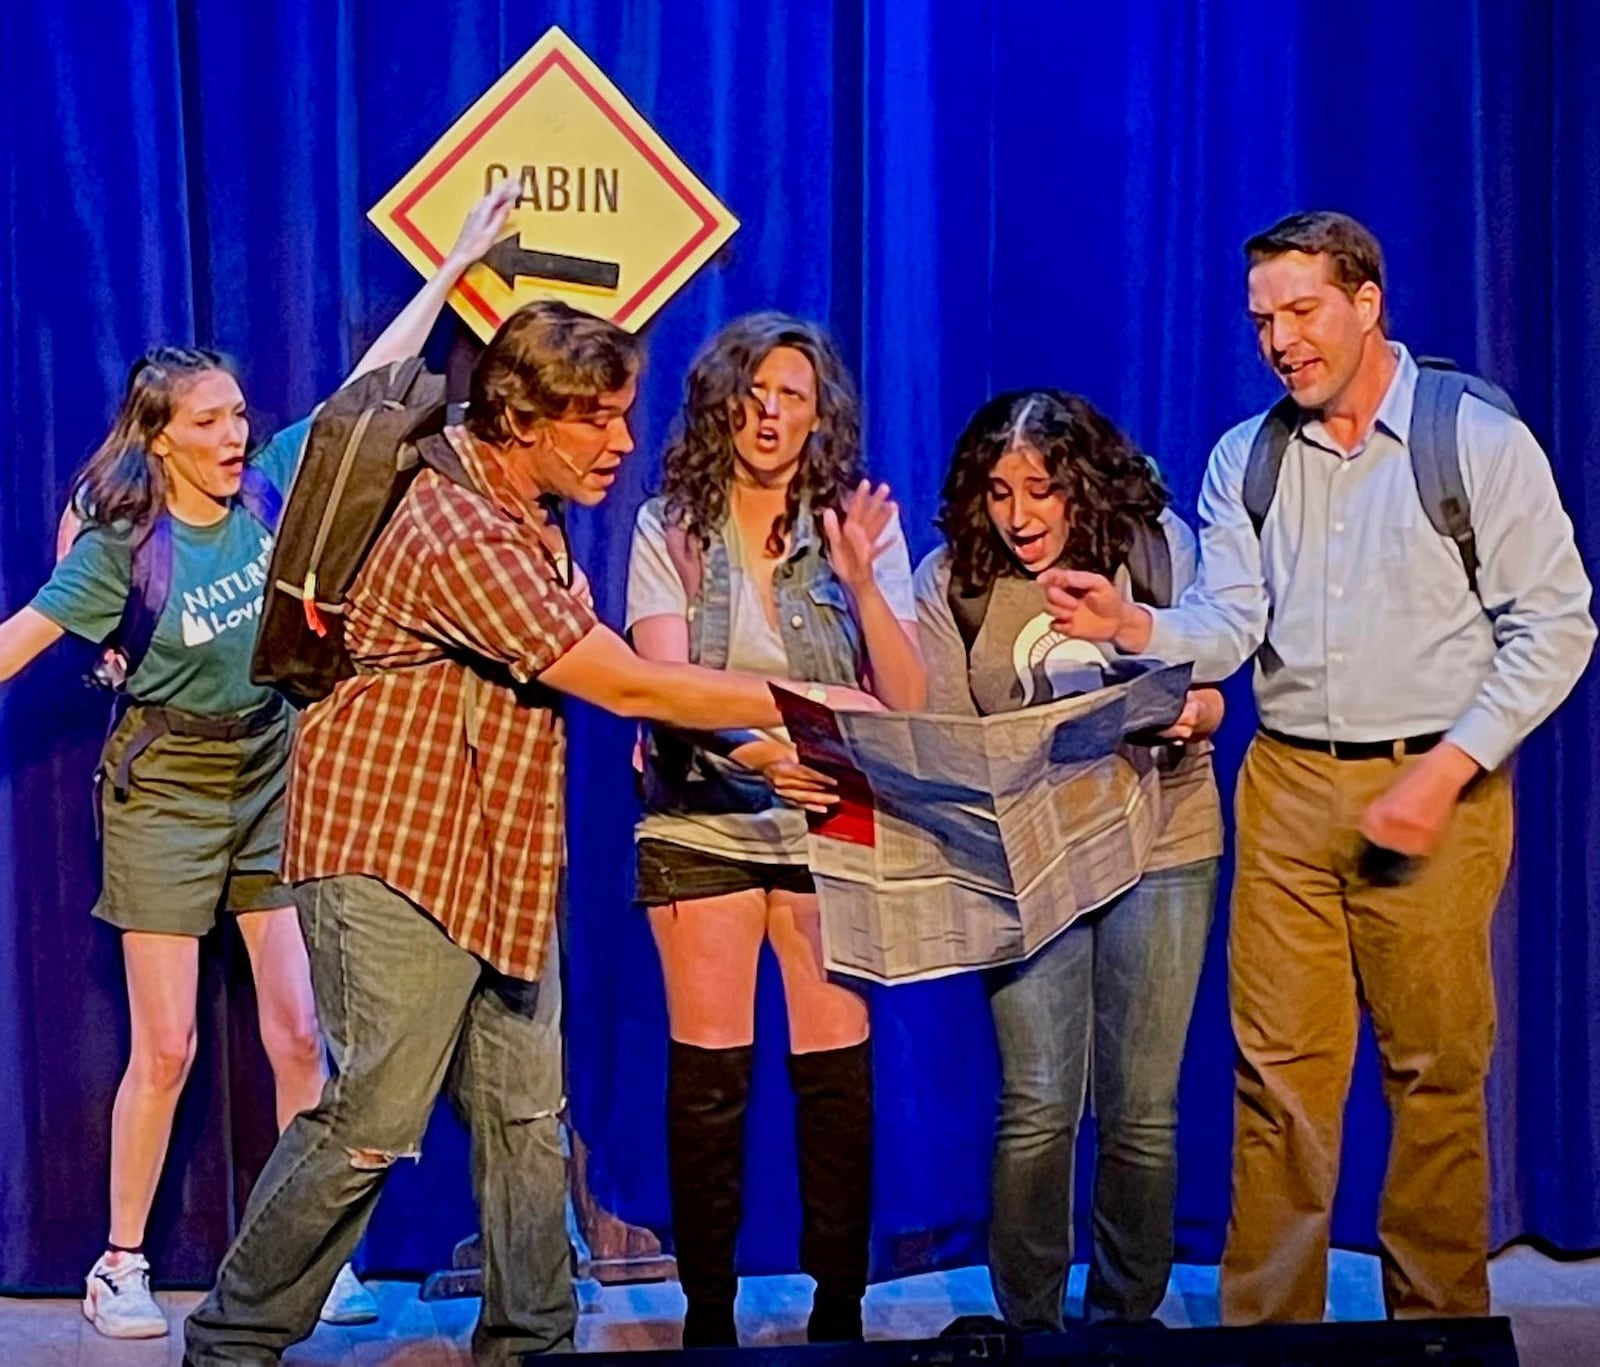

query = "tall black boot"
(667, 1041), (753, 1348)
(788, 1039), (874, 1342)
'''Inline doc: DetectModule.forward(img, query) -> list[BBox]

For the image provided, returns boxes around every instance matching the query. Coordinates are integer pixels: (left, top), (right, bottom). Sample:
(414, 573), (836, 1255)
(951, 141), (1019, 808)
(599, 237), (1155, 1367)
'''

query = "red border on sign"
(389, 49), (721, 330)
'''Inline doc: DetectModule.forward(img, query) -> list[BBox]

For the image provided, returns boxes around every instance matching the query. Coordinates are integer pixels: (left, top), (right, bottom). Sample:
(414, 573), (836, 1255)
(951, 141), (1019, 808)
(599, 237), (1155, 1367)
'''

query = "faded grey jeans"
(185, 874), (573, 1364)
(986, 858), (1218, 1330)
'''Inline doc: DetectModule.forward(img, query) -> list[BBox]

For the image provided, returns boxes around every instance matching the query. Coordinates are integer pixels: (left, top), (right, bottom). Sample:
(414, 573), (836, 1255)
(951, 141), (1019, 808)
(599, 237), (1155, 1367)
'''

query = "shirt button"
(790, 614), (804, 629)
(1331, 713), (1345, 726)
(1330, 650), (1343, 663)
(1331, 586), (1344, 600)
(1333, 521), (1345, 533)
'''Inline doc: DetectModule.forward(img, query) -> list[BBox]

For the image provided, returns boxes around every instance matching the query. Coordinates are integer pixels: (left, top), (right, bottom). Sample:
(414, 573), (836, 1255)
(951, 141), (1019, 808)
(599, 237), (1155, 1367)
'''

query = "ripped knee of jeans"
(505, 1094), (569, 1139)
(508, 1105), (563, 1127)
(506, 1092), (567, 1129)
(345, 1144), (422, 1171)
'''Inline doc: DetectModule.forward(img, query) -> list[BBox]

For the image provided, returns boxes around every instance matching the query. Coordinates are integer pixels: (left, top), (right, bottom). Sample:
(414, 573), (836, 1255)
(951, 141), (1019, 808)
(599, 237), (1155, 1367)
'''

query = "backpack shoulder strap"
(945, 571), (992, 655)
(1407, 361), (1515, 603)
(641, 496), (707, 604)
(1124, 517), (1174, 608)
(1241, 397), (1299, 535)
(97, 464), (277, 683)
(115, 516), (174, 679)
(425, 424), (491, 492)
(663, 521), (705, 605)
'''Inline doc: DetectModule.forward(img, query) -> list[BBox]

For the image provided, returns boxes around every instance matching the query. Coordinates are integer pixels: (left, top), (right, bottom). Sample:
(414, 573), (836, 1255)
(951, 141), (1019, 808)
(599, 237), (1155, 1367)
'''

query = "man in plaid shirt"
(187, 303), (876, 1365)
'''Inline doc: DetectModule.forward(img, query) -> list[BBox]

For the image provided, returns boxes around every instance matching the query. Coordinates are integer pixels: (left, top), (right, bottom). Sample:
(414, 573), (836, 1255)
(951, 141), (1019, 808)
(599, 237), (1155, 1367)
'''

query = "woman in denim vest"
(626, 313), (926, 1346)
(914, 390), (1225, 1329)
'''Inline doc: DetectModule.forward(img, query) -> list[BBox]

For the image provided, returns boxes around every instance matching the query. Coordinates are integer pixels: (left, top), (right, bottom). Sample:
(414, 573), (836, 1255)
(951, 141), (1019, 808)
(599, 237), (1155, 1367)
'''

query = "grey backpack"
(1242, 357), (1517, 599)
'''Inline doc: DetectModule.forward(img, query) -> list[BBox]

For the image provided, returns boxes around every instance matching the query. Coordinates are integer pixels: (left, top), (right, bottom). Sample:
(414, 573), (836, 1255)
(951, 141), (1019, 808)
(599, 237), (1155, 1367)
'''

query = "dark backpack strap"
(114, 517), (174, 680)
(1407, 362), (1516, 603)
(421, 424), (489, 492)
(1412, 354), (1519, 420)
(1124, 518), (1174, 608)
(115, 468), (282, 681)
(1241, 397), (1299, 534)
(107, 709), (167, 803)
(663, 522), (705, 605)
(236, 465), (284, 531)
(946, 573), (993, 655)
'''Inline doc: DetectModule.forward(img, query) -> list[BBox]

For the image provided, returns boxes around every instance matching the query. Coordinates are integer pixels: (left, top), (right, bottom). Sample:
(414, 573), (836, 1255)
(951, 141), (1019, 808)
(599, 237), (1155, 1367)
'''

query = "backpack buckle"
(87, 648), (130, 693)
(302, 570), (329, 637)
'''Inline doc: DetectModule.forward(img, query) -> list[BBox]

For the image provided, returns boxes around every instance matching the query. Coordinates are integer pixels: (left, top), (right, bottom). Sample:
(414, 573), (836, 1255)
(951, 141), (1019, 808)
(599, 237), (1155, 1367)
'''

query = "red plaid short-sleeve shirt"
(284, 431), (596, 980)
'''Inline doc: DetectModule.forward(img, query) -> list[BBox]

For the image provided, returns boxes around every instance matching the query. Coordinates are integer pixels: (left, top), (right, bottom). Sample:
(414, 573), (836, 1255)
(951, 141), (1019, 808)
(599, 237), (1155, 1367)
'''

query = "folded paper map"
(774, 660), (1193, 984)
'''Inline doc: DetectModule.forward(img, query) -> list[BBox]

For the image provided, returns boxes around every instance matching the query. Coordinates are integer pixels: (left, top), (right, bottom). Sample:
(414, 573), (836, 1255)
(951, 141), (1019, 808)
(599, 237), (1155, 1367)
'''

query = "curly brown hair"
(660, 313), (863, 555)
(938, 389), (1169, 591)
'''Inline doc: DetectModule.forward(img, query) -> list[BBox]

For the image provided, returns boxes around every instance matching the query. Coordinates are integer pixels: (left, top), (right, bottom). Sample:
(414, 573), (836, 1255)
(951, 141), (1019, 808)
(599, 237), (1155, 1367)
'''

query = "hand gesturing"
(822, 480), (897, 594)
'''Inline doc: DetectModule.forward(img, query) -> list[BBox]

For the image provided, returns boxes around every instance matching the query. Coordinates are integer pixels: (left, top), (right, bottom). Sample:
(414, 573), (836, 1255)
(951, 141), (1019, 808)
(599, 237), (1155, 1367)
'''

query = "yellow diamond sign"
(370, 26), (739, 338)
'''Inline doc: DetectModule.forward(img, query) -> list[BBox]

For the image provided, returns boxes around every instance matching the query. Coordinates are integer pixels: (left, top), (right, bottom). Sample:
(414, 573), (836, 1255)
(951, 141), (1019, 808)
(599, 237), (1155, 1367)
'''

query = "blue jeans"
(986, 858), (1218, 1330)
(185, 875), (574, 1364)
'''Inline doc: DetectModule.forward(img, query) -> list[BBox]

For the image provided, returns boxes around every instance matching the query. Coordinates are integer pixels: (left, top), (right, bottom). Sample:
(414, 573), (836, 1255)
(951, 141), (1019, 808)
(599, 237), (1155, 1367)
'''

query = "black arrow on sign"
(481, 234), (621, 291)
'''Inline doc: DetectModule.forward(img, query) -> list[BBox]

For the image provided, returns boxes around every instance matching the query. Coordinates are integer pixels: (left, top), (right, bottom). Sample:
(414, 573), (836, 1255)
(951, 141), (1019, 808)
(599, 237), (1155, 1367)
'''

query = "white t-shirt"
(626, 498), (917, 863)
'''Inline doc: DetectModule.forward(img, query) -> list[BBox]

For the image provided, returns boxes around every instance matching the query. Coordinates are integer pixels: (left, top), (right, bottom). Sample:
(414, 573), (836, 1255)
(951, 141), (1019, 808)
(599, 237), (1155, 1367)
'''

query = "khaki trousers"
(1220, 733), (1514, 1323)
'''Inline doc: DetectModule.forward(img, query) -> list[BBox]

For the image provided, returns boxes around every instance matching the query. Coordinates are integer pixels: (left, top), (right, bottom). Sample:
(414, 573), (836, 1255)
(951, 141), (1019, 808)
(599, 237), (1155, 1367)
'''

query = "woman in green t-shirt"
(0, 183), (516, 1341)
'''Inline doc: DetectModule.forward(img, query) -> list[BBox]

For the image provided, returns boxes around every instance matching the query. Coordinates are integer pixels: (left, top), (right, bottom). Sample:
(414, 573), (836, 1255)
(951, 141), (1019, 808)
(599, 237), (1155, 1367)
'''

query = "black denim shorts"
(635, 838), (815, 906)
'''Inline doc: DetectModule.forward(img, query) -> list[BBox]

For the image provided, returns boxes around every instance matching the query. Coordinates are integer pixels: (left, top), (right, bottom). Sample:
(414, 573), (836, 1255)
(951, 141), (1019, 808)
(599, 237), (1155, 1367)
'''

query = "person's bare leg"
(766, 890), (868, 1054)
(648, 892), (766, 1048)
(83, 932), (201, 1338)
(109, 932), (201, 1247)
(237, 906), (326, 1129)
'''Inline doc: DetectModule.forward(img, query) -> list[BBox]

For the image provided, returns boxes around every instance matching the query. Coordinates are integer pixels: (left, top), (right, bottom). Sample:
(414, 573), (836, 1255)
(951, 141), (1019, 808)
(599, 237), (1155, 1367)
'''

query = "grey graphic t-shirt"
(31, 419), (309, 716)
(913, 516), (1223, 871)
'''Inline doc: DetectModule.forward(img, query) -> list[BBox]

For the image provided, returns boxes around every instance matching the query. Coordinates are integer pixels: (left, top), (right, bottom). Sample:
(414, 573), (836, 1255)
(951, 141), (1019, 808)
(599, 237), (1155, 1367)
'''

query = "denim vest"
(639, 496), (863, 817)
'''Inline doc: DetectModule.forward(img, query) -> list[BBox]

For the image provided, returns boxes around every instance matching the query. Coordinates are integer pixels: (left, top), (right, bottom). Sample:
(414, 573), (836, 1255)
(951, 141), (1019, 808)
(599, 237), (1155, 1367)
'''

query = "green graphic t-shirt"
(30, 419), (310, 716)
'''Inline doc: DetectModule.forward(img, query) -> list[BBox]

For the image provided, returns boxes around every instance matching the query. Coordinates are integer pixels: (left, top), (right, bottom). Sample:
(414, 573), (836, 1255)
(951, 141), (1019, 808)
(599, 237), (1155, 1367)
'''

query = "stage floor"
(3, 1246), (1595, 1364)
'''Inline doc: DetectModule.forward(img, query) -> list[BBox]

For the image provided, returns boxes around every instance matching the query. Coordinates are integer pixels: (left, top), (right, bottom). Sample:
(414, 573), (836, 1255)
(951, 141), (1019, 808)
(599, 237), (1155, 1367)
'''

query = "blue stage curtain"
(2, 0), (1595, 1291)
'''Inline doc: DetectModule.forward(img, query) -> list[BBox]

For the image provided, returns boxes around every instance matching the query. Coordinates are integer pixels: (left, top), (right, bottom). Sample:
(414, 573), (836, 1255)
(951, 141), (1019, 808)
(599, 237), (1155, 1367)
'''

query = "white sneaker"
(82, 1251), (168, 1339)
(320, 1263), (380, 1325)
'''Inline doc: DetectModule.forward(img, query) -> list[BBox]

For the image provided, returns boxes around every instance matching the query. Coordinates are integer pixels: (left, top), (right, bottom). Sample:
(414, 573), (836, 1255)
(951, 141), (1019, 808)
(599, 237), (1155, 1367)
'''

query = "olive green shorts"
(95, 704), (295, 936)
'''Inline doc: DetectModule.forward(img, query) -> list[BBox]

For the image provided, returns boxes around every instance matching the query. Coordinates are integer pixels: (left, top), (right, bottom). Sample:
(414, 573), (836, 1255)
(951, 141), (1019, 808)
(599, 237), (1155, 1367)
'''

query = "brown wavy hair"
(938, 389), (1169, 591)
(660, 313), (863, 555)
(467, 299), (643, 445)
(75, 347), (237, 534)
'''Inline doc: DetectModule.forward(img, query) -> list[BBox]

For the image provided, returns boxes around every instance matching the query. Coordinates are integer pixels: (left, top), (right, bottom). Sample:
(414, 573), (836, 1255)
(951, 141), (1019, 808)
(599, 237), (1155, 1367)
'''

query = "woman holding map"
(913, 389), (1224, 1330)
(625, 313), (925, 1346)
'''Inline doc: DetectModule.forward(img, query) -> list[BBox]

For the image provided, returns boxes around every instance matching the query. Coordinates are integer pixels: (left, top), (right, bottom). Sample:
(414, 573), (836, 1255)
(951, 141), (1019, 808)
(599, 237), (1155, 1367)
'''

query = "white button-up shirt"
(1146, 345), (1595, 769)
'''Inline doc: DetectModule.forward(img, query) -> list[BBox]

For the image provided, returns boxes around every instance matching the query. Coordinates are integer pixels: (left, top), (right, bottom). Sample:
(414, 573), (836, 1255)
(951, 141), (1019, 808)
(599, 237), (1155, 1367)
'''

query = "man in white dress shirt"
(1044, 211), (1594, 1324)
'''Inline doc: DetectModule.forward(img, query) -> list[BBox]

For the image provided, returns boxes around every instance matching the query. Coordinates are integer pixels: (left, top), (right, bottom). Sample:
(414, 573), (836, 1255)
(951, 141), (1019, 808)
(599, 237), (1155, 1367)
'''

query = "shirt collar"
(1373, 342), (1417, 445)
(1298, 342), (1416, 456)
(446, 426), (548, 526)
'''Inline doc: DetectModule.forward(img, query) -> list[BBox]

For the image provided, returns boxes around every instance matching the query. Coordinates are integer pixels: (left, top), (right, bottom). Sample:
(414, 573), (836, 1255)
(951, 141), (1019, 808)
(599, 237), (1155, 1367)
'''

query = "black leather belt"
(1261, 728), (1444, 761)
(106, 695), (286, 802)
